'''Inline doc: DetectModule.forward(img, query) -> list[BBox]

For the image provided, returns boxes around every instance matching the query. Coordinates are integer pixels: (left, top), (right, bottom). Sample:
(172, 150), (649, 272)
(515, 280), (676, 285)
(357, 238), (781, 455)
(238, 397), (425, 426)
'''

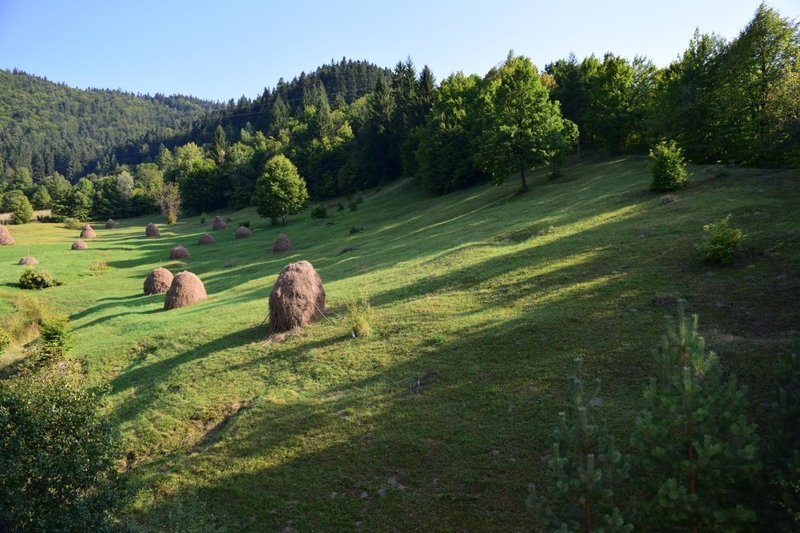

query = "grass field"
(1, 156), (798, 530)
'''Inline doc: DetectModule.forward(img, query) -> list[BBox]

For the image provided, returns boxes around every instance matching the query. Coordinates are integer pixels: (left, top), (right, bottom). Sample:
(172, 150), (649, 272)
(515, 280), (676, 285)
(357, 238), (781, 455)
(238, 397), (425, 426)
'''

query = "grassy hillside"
(1, 157), (798, 530)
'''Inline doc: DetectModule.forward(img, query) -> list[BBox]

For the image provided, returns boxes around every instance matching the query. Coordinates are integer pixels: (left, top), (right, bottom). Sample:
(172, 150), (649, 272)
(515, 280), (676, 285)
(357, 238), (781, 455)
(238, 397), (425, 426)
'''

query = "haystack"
(145, 223), (160, 237)
(0, 225), (14, 246)
(198, 233), (216, 245)
(170, 245), (191, 259)
(18, 256), (38, 265)
(268, 260), (325, 333)
(272, 233), (293, 253)
(80, 224), (96, 239)
(164, 271), (207, 310)
(143, 267), (173, 295)
(235, 226), (253, 239)
(71, 241), (88, 250)
(105, 219), (118, 229)
(212, 216), (228, 230)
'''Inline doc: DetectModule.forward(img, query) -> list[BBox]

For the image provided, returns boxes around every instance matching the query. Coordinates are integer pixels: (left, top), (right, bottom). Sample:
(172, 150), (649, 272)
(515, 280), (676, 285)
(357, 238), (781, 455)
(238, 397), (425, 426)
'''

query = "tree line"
(0, 3), (796, 222)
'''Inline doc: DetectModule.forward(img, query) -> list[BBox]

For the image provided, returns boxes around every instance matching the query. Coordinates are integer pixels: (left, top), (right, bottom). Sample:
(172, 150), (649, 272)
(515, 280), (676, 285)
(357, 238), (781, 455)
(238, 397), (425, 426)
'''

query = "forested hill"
(0, 69), (220, 181)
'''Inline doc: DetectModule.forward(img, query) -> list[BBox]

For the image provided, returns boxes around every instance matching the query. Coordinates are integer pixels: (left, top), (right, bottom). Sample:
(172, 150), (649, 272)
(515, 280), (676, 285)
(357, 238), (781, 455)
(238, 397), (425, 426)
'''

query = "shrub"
(0, 328), (11, 355)
(19, 315), (71, 373)
(528, 358), (631, 532)
(695, 214), (744, 265)
(629, 302), (760, 530)
(240, 220), (251, 228)
(348, 200), (358, 212)
(19, 268), (61, 290)
(0, 372), (126, 531)
(310, 204), (328, 219)
(62, 217), (84, 230)
(649, 140), (688, 192)
(337, 202), (345, 211)
(347, 294), (373, 338)
(349, 225), (364, 235)
(3, 190), (34, 224)
(200, 212), (207, 224)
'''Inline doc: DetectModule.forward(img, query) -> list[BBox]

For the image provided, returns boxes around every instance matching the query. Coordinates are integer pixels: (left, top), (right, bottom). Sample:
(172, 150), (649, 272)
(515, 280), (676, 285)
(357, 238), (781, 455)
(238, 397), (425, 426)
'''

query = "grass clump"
(649, 139), (688, 192)
(695, 214), (744, 265)
(310, 205), (328, 219)
(19, 268), (60, 290)
(349, 225), (364, 235)
(0, 328), (10, 355)
(61, 217), (85, 230)
(88, 261), (109, 275)
(347, 294), (373, 338)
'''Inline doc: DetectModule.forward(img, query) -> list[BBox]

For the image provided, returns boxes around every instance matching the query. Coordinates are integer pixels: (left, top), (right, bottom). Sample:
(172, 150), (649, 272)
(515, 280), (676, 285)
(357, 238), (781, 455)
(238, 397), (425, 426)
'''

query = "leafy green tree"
(31, 185), (52, 210)
(3, 189), (34, 223)
(528, 359), (632, 532)
(629, 303), (760, 531)
(210, 125), (229, 165)
(649, 139), (689, 191)
(253, 154), (308, 224)
(478, 53), (577, 191)
(152, 182), (182, 224)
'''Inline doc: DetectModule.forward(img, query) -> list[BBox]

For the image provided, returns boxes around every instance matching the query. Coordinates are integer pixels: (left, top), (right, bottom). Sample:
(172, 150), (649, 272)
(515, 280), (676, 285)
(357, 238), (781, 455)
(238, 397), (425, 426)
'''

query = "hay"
(80, 224), (96, 239)
(0, 225), (14, 245)
(18, 256), (38, 265)
(145, 223), (160, 237)
(272, 233), (293, 253)
(164, 271), (207, 310)
(105, 219), (118, 229)
(198, 233), (216, 245)
(170, 245), (191, 259)
(268, 260), (326, 333)
(71, 241), (88, 250)
(212, 216), (228, 230)
(143, 267), (174, 295)
(235, 226), (253, 239)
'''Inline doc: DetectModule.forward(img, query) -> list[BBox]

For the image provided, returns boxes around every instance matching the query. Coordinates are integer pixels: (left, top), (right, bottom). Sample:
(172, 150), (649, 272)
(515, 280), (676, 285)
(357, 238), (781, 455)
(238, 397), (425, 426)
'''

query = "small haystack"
(198, 233), (216, 245)
(0, 225), (14, 246)
(268, 260), (326, 333)
(212, 216), (228, 230)
(143, 267), (174, 295)
(164, 271), (207, 310)
(235, 226), (253, 239)
(106, 219), (119, 229)
(80, 224), (96, 239)
(145, 223), (160, 237)
(71, 241), (88, 250)
(170, 245), (191, 260)
(272, 233), (293, 253)
(18, 256), (38, 265)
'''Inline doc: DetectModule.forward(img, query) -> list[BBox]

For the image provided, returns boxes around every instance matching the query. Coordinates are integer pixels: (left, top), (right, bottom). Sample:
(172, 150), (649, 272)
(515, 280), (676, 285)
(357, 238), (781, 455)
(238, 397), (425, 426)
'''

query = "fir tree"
(629, 302), (760, 531)
(528, 359), (632, 532)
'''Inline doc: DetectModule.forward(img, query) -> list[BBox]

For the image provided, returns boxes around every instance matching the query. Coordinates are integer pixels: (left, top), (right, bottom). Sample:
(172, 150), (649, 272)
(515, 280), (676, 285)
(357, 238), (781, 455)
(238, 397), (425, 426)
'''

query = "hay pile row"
(143, 267), (207, 310)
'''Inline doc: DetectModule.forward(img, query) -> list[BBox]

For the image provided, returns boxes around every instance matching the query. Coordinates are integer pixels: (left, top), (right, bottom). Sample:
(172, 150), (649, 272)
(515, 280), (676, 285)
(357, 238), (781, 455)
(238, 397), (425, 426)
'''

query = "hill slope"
(0, 157), (798, 530)
(0, 69), (219, 180)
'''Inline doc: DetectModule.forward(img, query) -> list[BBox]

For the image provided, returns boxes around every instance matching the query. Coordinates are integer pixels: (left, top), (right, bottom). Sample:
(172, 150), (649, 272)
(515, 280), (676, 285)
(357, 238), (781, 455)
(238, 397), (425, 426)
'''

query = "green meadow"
(1, 157), (798, 530)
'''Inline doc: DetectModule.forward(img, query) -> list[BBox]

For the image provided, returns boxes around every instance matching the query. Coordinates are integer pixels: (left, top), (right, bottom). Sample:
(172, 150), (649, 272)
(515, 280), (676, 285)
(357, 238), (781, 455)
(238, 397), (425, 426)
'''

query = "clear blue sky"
(0, 0), (797, 102)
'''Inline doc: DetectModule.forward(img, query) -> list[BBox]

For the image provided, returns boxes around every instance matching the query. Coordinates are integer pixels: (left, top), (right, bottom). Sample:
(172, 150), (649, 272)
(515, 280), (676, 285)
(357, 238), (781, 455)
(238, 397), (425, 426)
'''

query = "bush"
(310, 204), (328, 219)
(19, 315), (71, 373)
(348, 200), (358, 212)
(347, 294), (373, 338)
(649, 140), (688, 192)
(629, 302), (760, 530)
(349, 225), (364, 235)
(200, 212), (207, 224)
(240, 220), (250, 228)
(695, 214), (744, 265)
(528, 359), (631, 531)
(19, 268), (61, 290)
(3, 190), (34, 224)
(0, 328), (10, 355)
(0, 373), (126, 531)
(62, 217), (84, 230)
(337, 202), (345, 211)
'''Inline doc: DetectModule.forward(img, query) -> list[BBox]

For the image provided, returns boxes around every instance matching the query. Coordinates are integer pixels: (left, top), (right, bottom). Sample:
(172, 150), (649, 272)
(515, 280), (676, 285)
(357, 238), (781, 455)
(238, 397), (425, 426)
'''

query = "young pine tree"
(629, 302), (760, 531)
(528, 358), (632, 532)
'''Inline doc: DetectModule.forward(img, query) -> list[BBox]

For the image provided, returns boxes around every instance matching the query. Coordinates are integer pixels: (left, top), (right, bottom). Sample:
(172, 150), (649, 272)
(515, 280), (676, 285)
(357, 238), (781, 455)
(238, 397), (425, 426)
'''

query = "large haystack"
(80, 224), (96, 239)
(235, 226), (253, 239)
(268, 260), (326, 333)
(198, 233), (216, 245)
(18, 256), (38, 265)
(143, 267), (174, 295)
(164, 271), (207, 310)
(105, 219), (118, 229)
(272, 233), (293, 253)
(71, 240), (88, 250)
(0, 225), (14, 246)
(170, 245), (191, 259)
(145, 223), (160, 237)
(212, 216), (228, 230)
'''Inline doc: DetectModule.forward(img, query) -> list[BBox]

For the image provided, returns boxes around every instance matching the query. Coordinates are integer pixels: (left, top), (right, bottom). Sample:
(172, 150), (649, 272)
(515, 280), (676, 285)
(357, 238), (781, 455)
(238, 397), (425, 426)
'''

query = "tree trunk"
(520, 167), (528, 192)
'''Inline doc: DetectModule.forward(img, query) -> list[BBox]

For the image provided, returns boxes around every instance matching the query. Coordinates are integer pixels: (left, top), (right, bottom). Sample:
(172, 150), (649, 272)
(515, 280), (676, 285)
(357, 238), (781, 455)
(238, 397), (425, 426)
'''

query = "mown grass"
(0, 157), (798, 530)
